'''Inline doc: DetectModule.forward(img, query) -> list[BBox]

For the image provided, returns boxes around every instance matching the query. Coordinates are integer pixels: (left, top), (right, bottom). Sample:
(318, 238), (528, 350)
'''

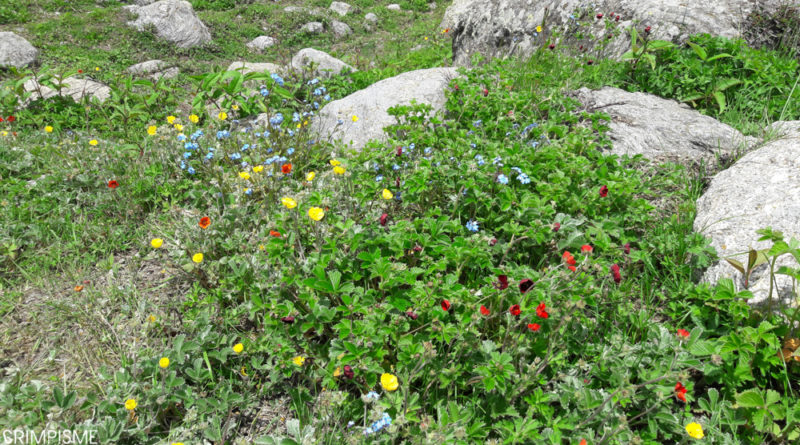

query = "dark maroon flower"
(413, 244), (422, 252)
(611, 264), (621, 284)
(453, 83), (459, 91)
(482, 88), (489, 97)
(587, 59), (594, 65)
(623, 242), (631, 255)
(599, 185), (608, 197)
(379, 213), (388, 226)
(579, 45), (584, 50)
(553, 222), (561, 232)
(395, 177), (400, 188)
(509, 304), (521, 316)
(495, 275), (509, 290)
(519, 278), (534, 294)
(396, 146), (403, 156)
(645, 26), (651, 34)
(405, 311), (418, 320)
(489, 238), (498, 246)
(596, 13), (603, 19)
(343, 365), (354, 379)
(548, 43), (555, 50)
(615, 15), (620, 21)
(281, 316), (295, 324)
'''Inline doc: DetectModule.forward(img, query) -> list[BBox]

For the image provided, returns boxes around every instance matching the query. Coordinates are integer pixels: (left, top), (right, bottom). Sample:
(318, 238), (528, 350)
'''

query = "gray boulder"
(568, 86), (757, 170)
(227, 61), (286, 76)
(0, 32), (38, 69)
(127, 59), (179, 80)
(301, 22), (325, 34)
(246, 36), (276, 52)
(387, 4), (402, 11)
(125, 0), (211, 49)
(291, 48), (355, 78)
(331, 20), (353, 38)
(24, 77), (111, 103)
(443, 0), (782, 66)
(694, 121), (800, 306)
(311, 67), (459, 150)
(365, 12), (378, 23)
(329, 1), (352, 16)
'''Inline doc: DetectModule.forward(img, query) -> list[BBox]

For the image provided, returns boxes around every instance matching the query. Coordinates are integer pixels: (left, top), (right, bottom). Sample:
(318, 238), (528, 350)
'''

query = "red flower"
(441, 299), (451, 312)
(599, 185), (608, 197)
(675, 382), (688, 402)
(343, 365), (354, 379)
(281, 163), (292, 174)
(0, 117), (3, 122)
(482, 88), (489, 97)
(645, 26), (652, 34)
(405, 311), (418, 320)
(587, 60), (594, 65)
(548, 43), (555, 50)
(611, 264), (621, 283)
(489, 238), (498, 246)
(596, 13), (603, 19)
(396, 146), (403, 156)
(568, 265), (577, 272)
(107, 180), (119, 189)
(563, 251), (576, 266)
(527, 323), (540, 332)
(395, 177), (400, 188)
(509, 304), (521, 316)
(199, 216), (211, 229)
(623, 242), (631, 255)
(677, 329), (690, 339)
(6, 116), (14, 122)
(379, 213), (388, 226)
(553, 222), (561, 232)
(413, 244), (422, 252)
(581, 244), (593, 254)
(281, 316), (295, 324)
(615, 15), (620, 21)
(77, 69), (83, 73)
(269, 230), (281, 237)
(519, 278), (534, 294)
(579, 440), (588, 445)
(536, 302), (549, 319)
(495, 275), (509, 290)
(480, 305), (490, 316)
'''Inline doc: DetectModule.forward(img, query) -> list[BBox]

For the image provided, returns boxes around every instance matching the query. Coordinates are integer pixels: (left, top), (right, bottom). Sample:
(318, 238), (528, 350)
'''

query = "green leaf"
(736, 389), (765, 408)
(687, 41), (708, 61)
(707, 53), (734, 62)
(712, 91), (726, 113)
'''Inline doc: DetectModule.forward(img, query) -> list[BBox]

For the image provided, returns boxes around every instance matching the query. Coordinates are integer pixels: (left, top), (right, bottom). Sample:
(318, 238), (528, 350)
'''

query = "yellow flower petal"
(380, 373), (399, 391)
(192, 253), (203, 263)
(233, 343), (244, 354)
(333, 166), (345, 175)
(147, 125), (157, 136)
(189, 114), (199, 123)
(281, 197), (297, 209)
(45, 125), (53, 133)
(218, 111), (227, 121)
(686, 422), (704, 439)
(159, 357), (170, 368)
(150, 238), (163, 248)
(125, 399), (137, 410)
(306, 171), (316, 181)
(89, 139), (98, 146)
(382, 189), (393, 200)
(329, 159), (341, 167)
(253, 165), (264, 173)
(167, 115), (176, 124)
(239, 171), (251, 180)
(308, 207), (324, 221)
(293, 356), (305, 366)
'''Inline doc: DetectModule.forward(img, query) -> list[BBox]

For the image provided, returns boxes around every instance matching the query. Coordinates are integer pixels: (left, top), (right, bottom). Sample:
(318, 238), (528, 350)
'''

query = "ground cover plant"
(2, 1), (800, 444)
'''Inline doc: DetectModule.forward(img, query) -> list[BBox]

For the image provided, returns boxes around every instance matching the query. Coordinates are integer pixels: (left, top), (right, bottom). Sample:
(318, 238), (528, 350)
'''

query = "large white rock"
(311, 67), (459, 150)
(331, 20), (353, 38)
(443, 0), (783, 66)
(291, 48), (355, 78)
(125, 0), (211, 49)
(24, 77), (111, 103)
(568, 86), (758, 170)
(0, 32), (38, 69)
(246, 36), (276, 52)
(127, 59), (179, 80)
(694, 121), (800, 306)
(329, 1), (352, 16)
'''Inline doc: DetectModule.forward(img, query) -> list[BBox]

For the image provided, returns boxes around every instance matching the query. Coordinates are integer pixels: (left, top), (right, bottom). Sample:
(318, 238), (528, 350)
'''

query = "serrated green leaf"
(736, 389), (765, 408)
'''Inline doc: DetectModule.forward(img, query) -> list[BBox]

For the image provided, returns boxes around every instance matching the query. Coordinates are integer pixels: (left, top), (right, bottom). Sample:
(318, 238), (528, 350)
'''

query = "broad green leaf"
(687, 41), (708, 61)
(736, 389), (765, 408)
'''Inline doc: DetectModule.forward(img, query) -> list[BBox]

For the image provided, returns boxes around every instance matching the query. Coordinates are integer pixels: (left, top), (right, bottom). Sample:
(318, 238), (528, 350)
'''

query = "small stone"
(387, 4), (401, 11)
(365, 12), (378, 23)
(301, 22), (324, 34)
(331, 20), (352, 38)
(0, 32), (38, 69)
(329, 1), (351, 17)
(246, 36), (276, 52)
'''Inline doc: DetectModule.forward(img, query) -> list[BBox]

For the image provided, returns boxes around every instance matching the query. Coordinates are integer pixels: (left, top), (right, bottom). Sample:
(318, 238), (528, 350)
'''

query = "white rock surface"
(365, 12), (378, 23)
(125, 0), (211, 49)
(127, 59), (179, 80)
(24, 77), (111, 103)
(387, 4), (402, 11)
(227, 61), (285, 76)
(311, 67), (459, 150)
(301, 22), (325, 34)
(246, 36), (276, 52)
(291, 48), (355, 78)
(329, 1), (351, 16)
(0, 32), (38, 69)
(331, 20), (353, 38)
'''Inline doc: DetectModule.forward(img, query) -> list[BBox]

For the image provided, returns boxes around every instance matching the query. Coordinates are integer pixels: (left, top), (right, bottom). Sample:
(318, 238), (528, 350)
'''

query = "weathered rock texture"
(694, 120), (800, 306)
(443, 0), (783, 66)
(311, 67), (459, 150)
(127, 59), (179, 80)
(246, 36), (276, 52)
(568, 86), (758, 169)
(227, 61), (285, 76)
(0, 32), (39, 69)
(24, 77), (111, 103)
(301, 22), (325, 34)
(291, 48), (355, 78)
(331, 20), (353, 38)
(125, 0), (211, 49)
(329, 1), (352, 16)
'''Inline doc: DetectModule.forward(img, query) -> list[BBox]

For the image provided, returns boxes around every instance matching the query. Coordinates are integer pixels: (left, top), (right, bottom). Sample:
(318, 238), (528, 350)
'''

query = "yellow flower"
(424, 36), (428, 41)
(258, 244), (265, 250)
(536, 25), (543, 33)
(166, 115), (176, 124)
(189, 114), (199, 124)
(381, 373), (399, 391)
(147, 125), (157, 136)
(174, 124), (183, 132)
(306, 171), (315, 181)
(171, 443), (185, 445)
(89, 139), (98, 146)
(334, 367), (342, 377)
(253, 165), (264, 173)
(296, 123), (302, 129)
(382, 189), (393, 200)
(45, 125), (53, 133)
(159, 357), (170, 368)
(233, 343), (244, 354)
(239, 171), (251, 180)
(148, 315), (157, 323)
(150, 238), (163, 248)
(218, 111), (228, 121)
(308, 207), (324, 221)
(232, 104), (239, 111)
(95, 66), (100, 72)
(333, 166), (346, 175)
(281, 197), (297, 209)
(329, 159), (341, 167)
(125, 399), (137, 410)
(1, 131), (7, 137)
(192, 253), (203, 263)
(240, 366), (247, 376)
(686, 423), (704, 439)
(293, 356), (305, 366)
(351, 115), (359, 122)
(303, 120), (308, 126)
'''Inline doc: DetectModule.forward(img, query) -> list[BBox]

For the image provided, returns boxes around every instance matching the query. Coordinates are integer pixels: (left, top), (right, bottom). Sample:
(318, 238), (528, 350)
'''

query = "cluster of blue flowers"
(466, 220), (479, 232)
(270, 72), (284, 87)
(363, 413), (392, 436)
(216, 130), (230, 140)
(269, 113), (284, 128)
